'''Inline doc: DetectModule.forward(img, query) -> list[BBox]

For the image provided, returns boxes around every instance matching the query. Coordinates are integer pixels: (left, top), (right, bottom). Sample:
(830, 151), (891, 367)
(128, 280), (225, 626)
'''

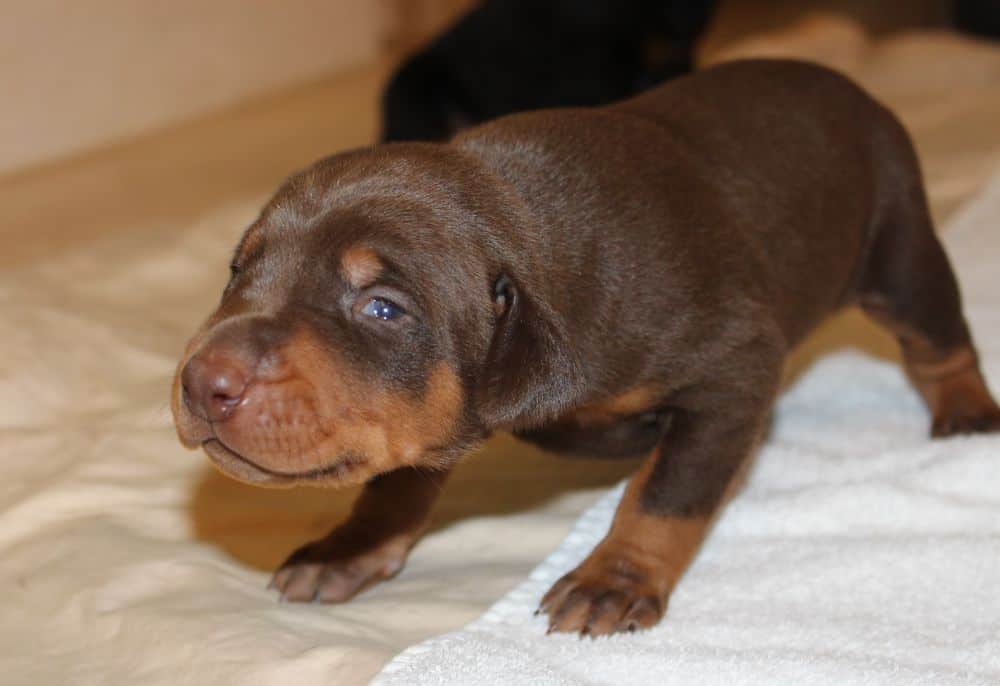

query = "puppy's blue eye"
(361, 297), (404, 321)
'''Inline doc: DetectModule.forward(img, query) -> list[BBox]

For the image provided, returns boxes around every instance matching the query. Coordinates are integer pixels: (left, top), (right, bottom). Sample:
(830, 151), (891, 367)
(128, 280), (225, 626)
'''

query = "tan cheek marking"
(290, 331), (463, 474)
(340, 245), (383, 288)
(285, 332), (384, 467)
(383, 362), (464, 465)
(327, 362), (463, 471)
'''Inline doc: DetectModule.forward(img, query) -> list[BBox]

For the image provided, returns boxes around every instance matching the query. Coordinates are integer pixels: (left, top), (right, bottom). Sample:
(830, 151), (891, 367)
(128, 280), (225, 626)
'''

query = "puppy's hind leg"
(858, 170), (1000, 436)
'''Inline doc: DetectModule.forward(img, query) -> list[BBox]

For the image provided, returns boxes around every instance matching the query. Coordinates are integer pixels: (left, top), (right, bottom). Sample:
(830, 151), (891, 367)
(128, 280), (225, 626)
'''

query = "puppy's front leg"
(540, 362), (780, 636)
(271, 466), (449, 602)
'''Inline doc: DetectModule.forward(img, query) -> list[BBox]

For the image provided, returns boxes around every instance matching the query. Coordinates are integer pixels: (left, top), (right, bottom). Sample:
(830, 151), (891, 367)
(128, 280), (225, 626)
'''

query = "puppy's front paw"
(269, 531), (407, 603)
(539, 553), (667, 636)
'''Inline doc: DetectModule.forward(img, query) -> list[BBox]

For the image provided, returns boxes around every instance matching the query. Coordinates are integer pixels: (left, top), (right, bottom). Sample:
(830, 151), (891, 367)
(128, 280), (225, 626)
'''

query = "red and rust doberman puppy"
(172, 59), (1000, 636)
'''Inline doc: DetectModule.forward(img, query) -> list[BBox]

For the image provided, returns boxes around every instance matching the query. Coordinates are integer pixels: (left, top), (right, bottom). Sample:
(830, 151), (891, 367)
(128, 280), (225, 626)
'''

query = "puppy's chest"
(513, 386), (670, 460)
(562, 386), (663, 426)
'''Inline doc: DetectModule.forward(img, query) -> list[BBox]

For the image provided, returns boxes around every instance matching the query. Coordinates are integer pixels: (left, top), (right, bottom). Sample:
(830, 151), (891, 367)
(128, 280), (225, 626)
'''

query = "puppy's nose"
(181, 354), (250, 423)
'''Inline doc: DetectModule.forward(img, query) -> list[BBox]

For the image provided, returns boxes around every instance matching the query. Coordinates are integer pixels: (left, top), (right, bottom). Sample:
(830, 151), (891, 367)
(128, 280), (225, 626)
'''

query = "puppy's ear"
(475, 275), (581, 428)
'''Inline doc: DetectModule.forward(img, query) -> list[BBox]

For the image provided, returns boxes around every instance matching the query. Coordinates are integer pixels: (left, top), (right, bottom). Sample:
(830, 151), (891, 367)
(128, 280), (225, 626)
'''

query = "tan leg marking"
(906, 346), (1000, 437)
(862, 298), (1000, 437)
(540, 451), (709, 636)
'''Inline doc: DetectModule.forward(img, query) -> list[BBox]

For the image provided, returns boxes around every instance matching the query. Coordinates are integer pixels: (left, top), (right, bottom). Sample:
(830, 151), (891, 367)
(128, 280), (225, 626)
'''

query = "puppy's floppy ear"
(475, 274), (582, 428)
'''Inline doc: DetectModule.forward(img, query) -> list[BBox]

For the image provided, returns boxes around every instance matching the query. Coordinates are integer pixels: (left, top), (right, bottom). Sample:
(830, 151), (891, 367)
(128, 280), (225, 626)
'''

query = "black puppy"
(381, 0), (716, 142)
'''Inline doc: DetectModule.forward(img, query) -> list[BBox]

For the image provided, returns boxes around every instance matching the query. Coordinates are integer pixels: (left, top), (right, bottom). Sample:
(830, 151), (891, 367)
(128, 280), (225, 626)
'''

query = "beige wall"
(384, 0), (472, 51)
(1, 0), (386, 177)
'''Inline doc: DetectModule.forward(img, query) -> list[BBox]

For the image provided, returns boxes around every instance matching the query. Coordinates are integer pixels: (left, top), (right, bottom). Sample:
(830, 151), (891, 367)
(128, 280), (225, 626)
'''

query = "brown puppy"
(172, 59), (1000, 636)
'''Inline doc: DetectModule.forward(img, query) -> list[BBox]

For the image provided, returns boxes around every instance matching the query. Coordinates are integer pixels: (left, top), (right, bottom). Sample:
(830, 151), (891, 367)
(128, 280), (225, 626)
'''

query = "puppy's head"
(171, 144), (580, 488)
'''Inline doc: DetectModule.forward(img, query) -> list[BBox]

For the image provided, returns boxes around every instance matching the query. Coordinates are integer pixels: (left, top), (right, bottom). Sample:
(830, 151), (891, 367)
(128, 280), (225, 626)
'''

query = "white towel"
(374, 170), (1000, 686)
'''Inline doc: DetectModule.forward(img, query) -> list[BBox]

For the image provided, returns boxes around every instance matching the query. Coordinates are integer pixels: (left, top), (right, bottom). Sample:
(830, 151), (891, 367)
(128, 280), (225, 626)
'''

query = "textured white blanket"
(375, 171), (1000, 685)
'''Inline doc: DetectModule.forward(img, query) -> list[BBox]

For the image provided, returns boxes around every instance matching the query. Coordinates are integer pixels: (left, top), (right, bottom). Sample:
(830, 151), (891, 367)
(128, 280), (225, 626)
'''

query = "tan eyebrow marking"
(340, 245), (383, 288)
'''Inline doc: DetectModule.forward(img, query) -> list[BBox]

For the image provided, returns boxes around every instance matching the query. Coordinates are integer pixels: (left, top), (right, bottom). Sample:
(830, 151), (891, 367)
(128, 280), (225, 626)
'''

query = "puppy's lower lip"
(200, 438), (364, 482)
(201, 438), (282, 483)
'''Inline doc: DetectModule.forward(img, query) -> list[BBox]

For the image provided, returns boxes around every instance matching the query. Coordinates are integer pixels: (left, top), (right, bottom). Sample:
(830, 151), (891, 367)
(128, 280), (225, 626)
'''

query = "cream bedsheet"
(2, 19), (1000, 686)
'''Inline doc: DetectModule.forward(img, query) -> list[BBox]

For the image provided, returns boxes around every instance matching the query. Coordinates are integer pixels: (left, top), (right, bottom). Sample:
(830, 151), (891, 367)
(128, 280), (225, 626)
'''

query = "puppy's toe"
(269, 536), (405, 604)
(617, 595), (663, 633)
(580, 590), (632, 636)
(271, 560), (325, 602)
(539, 556), (667, 637)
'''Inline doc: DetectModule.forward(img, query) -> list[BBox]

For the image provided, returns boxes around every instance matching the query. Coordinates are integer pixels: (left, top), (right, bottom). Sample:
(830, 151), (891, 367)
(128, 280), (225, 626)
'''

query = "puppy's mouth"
(201, 437), (365, 488)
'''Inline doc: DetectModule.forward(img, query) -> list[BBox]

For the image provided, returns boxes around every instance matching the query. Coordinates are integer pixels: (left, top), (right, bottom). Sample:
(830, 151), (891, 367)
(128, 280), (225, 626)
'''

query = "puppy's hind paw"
(922, 363), (1000, 438)
(932, 404), (1000, 437)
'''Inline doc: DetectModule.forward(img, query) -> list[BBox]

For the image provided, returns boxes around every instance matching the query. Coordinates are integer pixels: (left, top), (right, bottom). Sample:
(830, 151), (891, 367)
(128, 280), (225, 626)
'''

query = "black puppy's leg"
(540, 347), (781, 635)
(859, 178), (1000, 436)
(271, 466), (449, 602)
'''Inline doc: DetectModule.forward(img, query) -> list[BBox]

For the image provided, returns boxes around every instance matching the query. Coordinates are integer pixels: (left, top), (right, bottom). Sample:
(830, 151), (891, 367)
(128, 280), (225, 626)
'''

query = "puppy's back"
(457, 59), (918, 344)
